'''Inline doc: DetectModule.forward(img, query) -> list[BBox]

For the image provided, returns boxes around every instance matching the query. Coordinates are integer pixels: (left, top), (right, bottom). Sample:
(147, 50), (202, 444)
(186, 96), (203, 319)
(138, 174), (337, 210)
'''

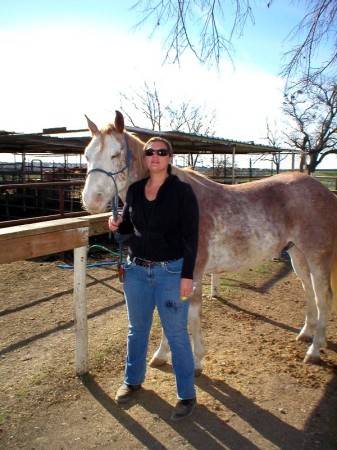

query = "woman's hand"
(108, 215), (123, 232)
(180, 278), (194, 300)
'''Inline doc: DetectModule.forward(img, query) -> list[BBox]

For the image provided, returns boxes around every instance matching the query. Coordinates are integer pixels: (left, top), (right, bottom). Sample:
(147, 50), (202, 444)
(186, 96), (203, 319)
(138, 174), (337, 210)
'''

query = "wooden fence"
(0, 181), (86, 225)
(0, 213), (111, 375)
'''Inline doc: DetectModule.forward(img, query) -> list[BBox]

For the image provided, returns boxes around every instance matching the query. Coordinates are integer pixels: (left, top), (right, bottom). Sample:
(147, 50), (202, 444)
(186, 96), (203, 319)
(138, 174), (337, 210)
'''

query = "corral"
(0, 217), (337, 449)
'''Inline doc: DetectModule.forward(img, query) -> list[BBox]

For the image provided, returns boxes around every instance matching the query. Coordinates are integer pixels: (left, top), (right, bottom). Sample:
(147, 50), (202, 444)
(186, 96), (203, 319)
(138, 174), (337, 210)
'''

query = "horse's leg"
(288, 247), (317, 343)
(289, 246), (333, 363)
(149, 328), (169, 368)
(303, 261), (332, 364)
(188, 284), (205, 376)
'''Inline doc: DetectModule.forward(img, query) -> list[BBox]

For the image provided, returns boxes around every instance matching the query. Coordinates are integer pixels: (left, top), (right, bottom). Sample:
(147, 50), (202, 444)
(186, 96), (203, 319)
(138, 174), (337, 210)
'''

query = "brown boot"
(115, 383), (141, 404)
(170, 397), (196, 421)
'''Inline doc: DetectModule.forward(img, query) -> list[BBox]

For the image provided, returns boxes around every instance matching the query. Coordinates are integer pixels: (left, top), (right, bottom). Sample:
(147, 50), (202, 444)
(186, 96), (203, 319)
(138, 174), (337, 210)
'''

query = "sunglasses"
(144, 148), (171, 157)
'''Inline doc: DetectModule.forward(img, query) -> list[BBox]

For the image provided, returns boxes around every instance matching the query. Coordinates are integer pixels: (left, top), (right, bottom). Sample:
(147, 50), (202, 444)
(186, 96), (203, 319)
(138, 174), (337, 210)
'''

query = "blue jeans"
(123, 257), (195, 400)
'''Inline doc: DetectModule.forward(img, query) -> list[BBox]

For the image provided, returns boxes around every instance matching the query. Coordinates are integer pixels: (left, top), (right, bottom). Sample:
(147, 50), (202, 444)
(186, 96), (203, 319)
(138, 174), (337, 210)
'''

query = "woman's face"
(144, 140), (172, 174)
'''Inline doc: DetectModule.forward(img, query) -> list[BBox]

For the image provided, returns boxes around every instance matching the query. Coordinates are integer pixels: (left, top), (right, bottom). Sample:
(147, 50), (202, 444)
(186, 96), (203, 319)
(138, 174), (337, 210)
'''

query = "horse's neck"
(129, 158), (148, 185)
(119, 134), (148, 202)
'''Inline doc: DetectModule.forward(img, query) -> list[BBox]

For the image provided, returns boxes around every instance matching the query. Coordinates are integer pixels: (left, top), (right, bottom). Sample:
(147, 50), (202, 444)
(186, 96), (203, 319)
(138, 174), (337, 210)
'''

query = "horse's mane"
(97, 123), (118, 152)
(123, 130), (149, 178)
(101, 123), (117, 135)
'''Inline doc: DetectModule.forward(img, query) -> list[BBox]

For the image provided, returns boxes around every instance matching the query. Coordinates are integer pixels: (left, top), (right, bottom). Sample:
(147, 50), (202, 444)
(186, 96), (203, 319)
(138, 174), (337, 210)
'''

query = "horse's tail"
(331, 250), (337, 311)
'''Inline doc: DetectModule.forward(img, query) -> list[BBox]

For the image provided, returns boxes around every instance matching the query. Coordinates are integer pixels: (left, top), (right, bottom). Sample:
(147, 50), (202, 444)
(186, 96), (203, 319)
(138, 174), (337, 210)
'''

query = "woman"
(108, 136), (199, 421)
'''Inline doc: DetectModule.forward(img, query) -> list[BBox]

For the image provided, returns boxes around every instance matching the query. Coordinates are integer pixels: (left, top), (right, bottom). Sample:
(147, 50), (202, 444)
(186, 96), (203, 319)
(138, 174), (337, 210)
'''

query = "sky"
(0, 0), (336, 169)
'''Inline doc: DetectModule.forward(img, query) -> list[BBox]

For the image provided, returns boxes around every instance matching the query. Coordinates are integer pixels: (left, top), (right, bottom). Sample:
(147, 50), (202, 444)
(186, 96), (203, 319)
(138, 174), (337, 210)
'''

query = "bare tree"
(120, 82), (164, 130)
(281, 0), (337, 82)
(258, 119), (289, 173)
(132, 1), (337, 80)
(166, 101), (217, 136)
(120, 81), (217, 168)
(131, 0), (254, 66)
(281, 76), (337, 173)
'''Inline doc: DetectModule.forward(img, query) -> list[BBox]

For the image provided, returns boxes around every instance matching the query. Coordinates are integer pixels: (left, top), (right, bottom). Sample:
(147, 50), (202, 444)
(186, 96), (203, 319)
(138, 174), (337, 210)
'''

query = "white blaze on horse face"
(82, 132), (126, 214)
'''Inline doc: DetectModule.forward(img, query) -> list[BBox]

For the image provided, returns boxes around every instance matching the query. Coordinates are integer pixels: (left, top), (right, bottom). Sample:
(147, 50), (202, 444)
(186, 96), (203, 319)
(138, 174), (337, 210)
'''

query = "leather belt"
(133, 257), (179, 267)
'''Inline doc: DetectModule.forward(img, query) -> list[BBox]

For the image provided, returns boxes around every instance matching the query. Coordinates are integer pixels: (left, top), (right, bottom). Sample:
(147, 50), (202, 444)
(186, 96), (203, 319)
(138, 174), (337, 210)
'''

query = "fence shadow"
(82, 371), (330, 450)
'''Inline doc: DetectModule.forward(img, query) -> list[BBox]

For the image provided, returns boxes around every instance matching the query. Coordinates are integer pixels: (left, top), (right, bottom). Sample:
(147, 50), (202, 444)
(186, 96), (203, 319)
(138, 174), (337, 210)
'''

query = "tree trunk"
(307, 153), (318, 174)
(299, 154), (307, 172)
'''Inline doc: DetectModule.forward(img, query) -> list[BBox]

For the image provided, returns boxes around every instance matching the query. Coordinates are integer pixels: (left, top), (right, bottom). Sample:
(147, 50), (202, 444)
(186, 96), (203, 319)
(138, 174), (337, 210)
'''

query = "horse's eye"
(111, 150), (121, 160)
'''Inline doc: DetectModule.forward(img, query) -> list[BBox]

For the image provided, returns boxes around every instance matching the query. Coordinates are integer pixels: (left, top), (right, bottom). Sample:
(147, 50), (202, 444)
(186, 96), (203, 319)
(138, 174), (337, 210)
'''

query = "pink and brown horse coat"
(82, 111), (337, 373)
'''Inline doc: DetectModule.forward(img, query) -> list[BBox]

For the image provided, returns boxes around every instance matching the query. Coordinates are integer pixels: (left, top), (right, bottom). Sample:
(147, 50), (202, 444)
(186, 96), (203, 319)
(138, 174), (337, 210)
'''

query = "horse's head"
(82, 111), (146, 214)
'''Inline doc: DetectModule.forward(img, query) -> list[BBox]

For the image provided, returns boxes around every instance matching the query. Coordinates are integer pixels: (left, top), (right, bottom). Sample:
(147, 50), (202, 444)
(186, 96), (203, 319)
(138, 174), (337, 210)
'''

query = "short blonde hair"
(143, 137), (173, 155)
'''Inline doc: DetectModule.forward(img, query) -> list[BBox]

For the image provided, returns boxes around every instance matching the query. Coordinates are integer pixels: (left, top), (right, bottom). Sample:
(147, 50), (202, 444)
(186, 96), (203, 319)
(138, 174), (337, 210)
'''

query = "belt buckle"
(136, 258), (149, 267)
(144, 259), (153, 267)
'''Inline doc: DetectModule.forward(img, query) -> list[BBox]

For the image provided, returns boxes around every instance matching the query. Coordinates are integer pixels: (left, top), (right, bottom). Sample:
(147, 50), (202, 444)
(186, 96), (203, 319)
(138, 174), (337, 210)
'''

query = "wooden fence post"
(211, 273), (220, 297)
(73, 245), (88, 375)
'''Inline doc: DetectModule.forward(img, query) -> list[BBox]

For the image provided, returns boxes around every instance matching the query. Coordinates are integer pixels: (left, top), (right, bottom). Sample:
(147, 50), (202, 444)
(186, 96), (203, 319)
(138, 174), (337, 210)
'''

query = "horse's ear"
(85, 115), (99, 135)
(115, 110), (125, 133)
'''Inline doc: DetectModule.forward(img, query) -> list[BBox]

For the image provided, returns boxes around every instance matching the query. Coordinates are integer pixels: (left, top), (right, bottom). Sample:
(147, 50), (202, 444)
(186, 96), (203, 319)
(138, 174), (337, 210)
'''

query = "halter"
(85, 134), (133, 282)
(86, 134), (133, 220)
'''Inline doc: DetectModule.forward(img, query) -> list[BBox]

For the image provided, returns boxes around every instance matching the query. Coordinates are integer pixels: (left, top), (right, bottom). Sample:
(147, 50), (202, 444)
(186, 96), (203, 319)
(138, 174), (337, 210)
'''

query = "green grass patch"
(0, 411), (10, 425)
(28, 372), (48, 386)
(313, 171), (337, 191)
(92, 341), (125, 367)
(316, 170), (337, 177)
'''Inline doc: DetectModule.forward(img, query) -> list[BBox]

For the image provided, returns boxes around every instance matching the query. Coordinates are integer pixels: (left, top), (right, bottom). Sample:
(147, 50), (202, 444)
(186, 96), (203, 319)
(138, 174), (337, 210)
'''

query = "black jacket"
(118, 174), (199, 279)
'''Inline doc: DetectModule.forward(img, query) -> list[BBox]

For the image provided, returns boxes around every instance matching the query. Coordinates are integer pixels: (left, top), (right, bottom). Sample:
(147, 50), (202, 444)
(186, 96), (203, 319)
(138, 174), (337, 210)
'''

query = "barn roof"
(0, 125), (286, 158)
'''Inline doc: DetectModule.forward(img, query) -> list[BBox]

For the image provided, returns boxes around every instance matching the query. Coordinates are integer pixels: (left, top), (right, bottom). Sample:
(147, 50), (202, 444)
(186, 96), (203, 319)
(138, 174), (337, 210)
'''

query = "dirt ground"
(1, 246), (337, 450)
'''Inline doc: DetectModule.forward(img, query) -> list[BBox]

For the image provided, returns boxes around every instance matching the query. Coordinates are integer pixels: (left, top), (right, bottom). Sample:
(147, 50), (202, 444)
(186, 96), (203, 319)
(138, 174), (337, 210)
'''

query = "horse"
(82, 110), (337, 373)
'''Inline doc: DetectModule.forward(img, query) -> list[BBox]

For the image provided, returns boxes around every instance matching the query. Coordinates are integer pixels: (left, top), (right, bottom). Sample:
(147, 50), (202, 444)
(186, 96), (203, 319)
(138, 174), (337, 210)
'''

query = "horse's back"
(188, 171), (337, 274)
(196, 171), (337, 220)
(264, 172), (337, 223)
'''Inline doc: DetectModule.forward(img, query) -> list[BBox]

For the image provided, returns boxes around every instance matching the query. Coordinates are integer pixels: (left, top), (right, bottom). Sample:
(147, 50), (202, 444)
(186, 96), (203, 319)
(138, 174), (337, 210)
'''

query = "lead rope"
(111, 194), (125, 282)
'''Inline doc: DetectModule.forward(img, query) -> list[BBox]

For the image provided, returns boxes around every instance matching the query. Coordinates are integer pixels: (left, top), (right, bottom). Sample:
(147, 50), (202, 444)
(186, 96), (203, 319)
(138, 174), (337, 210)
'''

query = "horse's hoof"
(194, 368), (202, 377)
(304, 354), (321, 364)
(149, 357), (167, 368)
(296, 334), (312, 343)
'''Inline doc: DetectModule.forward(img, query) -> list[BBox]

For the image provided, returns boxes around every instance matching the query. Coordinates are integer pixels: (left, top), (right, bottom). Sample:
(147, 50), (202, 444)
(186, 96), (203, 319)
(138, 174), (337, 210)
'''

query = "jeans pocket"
(165, 258), (183, 274)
